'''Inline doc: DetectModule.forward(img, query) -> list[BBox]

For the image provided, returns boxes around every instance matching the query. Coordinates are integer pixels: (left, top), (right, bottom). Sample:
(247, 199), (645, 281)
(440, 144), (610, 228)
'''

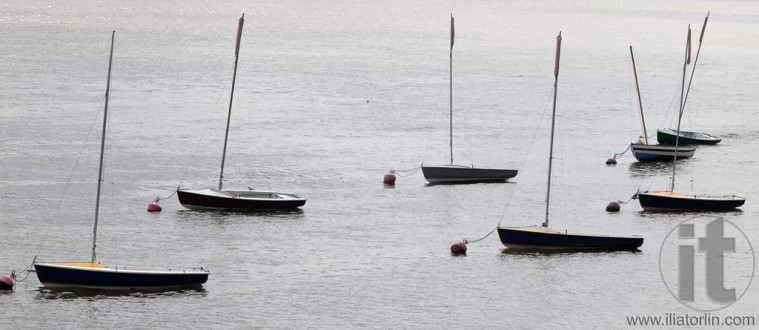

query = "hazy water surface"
(1, 0), (759, 328)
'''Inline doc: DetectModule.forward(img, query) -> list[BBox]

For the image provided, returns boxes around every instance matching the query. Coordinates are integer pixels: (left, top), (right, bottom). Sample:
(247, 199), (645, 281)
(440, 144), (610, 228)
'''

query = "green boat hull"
(657, 128), (721, 145)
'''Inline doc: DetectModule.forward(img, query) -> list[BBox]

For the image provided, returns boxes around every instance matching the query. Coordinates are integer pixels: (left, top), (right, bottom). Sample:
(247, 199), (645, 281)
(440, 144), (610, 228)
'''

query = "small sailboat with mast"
(177, 14), (306, 210)
(34, 31), (209, 290)
(656, 12), (721, 146)
(421, 15), (518, 184)
(498, 32), (643, 250)
(635, 20), (745, 211)
(628, 46), (695, 162)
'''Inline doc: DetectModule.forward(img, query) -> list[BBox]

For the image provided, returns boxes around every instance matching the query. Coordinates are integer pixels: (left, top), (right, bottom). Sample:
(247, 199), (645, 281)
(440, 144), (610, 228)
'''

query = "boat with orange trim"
(497, 32), (643, 250)
(34, 31), (208, 290)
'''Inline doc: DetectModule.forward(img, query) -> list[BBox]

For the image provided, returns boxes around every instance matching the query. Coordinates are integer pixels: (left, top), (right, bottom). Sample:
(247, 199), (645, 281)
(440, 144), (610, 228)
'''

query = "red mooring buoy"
(0, 275), (13, 290)
(450, 241), (467, 254)
(147, 202), (162, 212)
(606, 201), (621, 212)
(383, 172), (396, 185)
(606, 157), (617, 165)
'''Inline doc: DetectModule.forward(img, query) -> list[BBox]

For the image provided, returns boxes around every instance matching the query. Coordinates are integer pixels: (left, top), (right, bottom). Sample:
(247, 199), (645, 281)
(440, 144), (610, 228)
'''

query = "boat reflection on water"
(36, 287), (207, 300)
(627, 159), (692, 177)
(499, 247), (641, 256)
(175, 207), (305, 221)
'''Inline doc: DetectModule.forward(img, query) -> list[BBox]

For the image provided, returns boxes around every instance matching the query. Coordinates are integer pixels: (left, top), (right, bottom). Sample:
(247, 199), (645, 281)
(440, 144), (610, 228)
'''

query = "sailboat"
(635, 22), (745, 211)
(628, 46), (695, 162)
(34, 32), (209, 290)
(656, 12), (721, 146)
(421, 15), (518, 184)
(177, 14), (306, 210)
(498, 32), (643, 250)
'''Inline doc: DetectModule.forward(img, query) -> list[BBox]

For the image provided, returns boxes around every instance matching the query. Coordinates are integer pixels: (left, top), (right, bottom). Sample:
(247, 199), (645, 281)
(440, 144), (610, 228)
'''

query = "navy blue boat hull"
(34, 263), (208, 290)
(637, 192), (745, 211)
(497, 227), (643, 250)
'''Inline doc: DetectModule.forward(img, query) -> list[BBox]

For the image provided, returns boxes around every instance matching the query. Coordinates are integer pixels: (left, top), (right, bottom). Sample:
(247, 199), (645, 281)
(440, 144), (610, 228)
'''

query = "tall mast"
(219, 13), (245, 190)
(544, 31), (561, 228)
(449, 14), (454, 165)
(671, 25), (691, 192)
(629, 46), (648, 145)
(681, 12), (709, 123)
(92, 30), (115, 263)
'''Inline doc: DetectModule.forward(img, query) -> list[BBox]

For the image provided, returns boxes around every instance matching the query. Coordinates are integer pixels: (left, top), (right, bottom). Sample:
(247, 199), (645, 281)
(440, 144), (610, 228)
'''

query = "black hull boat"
(498, 227), (643, 250)
(34, 32), (208, 290)
(636, 191), (745, 211)
(35, 262), (208, 290)
(177, 188), (305, 211)
(497, 32), (643, 251)
(180, 14), (305, 211)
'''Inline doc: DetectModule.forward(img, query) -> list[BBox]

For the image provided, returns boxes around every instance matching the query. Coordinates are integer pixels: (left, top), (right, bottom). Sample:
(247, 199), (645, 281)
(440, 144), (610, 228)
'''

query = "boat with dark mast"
(421, 15), (518, 184)
(498, 32), (643, 250)
(177, 14), (306, 210)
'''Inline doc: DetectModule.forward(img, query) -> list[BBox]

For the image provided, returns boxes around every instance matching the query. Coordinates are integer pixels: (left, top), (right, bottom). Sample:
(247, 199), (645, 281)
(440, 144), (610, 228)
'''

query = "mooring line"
(389, 166), (420, 177)
(462, 225), (498, 244)
(153, 187), (178, 202)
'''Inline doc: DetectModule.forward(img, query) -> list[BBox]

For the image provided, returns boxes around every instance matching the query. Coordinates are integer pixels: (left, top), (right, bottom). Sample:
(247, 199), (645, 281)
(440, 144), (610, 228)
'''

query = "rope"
(388, 166), (420, 177)
(11, 258), (37, 283)
(617, 192), (638, 204)
(153, 187), (178, 202)
(462, 225), (498, 244)
(612, 143), (632, 159)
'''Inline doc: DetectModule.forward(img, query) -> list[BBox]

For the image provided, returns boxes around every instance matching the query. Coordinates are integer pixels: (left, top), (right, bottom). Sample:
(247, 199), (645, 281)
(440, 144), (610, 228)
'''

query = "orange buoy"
(606, 157), (617, 165)
(450, 241), (467, 254)
(147, 202), (162, 212)
(383, 172), (396, 185)
(606, 201), (621, 212)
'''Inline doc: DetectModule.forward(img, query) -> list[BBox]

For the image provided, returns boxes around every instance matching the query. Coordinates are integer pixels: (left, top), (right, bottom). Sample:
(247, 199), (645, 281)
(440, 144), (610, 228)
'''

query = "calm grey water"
(2, 0), (758, 328)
